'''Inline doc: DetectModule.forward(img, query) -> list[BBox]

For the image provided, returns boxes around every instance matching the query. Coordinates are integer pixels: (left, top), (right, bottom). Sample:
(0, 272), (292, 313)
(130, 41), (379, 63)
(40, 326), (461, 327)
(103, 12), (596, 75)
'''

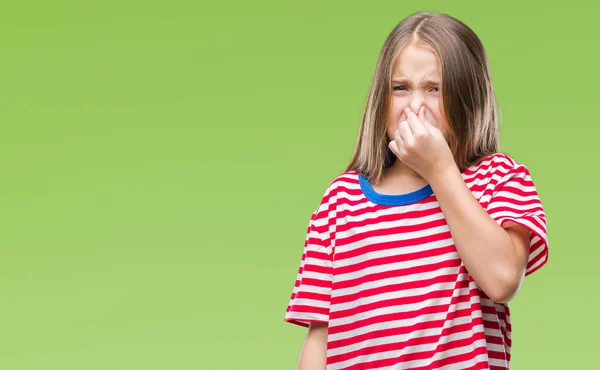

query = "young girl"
(284, 11), (548, 370)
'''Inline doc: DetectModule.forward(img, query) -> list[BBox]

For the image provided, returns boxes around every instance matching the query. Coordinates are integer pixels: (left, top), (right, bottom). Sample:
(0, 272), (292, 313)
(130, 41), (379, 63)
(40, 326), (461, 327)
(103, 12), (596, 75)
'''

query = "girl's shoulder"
(462, 152), (543, 206)
(322, 170), (361, 194)
(311, 171), (359, 212)
(463, 152), (530, 180)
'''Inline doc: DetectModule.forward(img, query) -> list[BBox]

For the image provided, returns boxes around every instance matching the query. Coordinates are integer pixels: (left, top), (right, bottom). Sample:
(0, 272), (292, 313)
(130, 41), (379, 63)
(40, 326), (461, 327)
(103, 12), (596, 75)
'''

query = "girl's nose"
(408, 95), (424, 115)
(407, 104), (423, 116)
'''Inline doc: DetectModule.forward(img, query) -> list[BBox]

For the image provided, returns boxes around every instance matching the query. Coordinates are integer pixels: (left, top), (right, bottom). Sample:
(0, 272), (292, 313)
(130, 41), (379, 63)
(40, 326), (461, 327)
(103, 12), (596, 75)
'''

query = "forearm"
(297, 323), (328, 370)
(428, 164), (522, 303)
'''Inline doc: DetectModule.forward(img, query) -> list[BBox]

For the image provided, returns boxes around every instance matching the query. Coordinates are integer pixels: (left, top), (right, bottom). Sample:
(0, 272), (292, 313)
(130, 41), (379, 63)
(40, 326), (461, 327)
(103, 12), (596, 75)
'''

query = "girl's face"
(387, 43), (447, 142)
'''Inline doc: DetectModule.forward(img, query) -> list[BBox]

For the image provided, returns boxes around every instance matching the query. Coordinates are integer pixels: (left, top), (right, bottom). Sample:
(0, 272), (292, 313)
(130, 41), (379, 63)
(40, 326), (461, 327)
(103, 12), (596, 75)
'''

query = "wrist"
(428, 161), (461, 189)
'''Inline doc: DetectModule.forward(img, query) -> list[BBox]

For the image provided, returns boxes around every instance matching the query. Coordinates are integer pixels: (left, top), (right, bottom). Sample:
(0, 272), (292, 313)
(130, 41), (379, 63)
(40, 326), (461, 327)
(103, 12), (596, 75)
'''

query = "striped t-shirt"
(284, 152), (549, 370)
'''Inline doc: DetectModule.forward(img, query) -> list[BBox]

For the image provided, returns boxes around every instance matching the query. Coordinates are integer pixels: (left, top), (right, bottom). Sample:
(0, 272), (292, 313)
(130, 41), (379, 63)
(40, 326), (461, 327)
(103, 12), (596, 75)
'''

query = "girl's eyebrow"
(392, 78), (440, 86)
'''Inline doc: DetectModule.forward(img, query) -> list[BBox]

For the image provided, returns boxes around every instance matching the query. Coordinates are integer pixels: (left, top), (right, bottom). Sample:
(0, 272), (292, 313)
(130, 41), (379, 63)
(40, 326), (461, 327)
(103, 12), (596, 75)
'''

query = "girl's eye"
(393, 86), (439, 92)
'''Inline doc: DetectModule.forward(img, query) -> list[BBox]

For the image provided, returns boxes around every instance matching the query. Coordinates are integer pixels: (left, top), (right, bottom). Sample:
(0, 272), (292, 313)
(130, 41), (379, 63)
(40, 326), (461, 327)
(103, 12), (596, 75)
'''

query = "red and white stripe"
(285, 152), (548, 369)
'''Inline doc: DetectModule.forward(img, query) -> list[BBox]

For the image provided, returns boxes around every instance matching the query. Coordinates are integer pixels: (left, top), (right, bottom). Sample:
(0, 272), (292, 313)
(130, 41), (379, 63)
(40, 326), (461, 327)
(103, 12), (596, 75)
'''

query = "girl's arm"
(429, 164), (531, 304)
(297, 322), (328, 370)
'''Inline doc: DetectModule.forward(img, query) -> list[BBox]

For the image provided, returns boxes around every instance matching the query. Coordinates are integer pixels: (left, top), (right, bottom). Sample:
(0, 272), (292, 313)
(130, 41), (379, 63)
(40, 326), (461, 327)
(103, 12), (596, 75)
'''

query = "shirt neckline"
(358, 173), (434, 206)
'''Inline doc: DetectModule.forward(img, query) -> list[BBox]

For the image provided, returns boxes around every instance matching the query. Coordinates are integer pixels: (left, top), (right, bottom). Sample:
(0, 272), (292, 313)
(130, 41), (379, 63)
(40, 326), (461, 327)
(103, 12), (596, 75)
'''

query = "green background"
(0, 1), (595, 369)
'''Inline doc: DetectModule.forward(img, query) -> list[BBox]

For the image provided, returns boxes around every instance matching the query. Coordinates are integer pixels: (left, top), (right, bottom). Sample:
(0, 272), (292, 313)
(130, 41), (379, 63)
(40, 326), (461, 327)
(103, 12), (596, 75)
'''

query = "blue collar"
(358, 173), (433, 206)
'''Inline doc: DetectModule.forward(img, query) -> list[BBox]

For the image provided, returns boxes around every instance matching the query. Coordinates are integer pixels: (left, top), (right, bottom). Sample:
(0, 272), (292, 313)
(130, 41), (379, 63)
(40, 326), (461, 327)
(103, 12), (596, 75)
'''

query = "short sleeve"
(284, 181), (337, 327)
(483, 155), (549, 276)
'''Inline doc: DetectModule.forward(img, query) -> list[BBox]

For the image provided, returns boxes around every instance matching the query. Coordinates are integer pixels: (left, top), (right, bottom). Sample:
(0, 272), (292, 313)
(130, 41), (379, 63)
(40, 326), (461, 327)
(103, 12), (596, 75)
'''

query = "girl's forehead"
(392, 62), (441, 81)
(393, 45), (441, 73)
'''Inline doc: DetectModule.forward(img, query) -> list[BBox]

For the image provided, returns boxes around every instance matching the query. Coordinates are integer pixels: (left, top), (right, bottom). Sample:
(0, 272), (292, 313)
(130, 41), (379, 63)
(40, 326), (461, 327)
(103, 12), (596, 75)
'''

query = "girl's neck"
(385, 159), (424, 181)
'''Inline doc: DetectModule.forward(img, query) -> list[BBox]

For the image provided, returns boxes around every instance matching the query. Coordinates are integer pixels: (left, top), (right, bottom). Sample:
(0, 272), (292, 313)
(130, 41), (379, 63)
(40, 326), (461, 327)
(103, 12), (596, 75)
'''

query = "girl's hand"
(388, 106), (456, 182)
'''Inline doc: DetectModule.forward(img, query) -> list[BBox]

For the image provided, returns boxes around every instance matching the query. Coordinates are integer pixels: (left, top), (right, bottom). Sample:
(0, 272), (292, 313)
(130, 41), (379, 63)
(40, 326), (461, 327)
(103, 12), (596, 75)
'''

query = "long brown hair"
(345, 11), (501, 185)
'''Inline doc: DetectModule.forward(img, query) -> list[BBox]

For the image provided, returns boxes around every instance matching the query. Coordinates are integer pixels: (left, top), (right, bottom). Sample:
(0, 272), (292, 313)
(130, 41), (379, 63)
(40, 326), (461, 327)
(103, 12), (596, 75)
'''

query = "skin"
(297, 322), (327, 370)
(387, 42), (447, 141)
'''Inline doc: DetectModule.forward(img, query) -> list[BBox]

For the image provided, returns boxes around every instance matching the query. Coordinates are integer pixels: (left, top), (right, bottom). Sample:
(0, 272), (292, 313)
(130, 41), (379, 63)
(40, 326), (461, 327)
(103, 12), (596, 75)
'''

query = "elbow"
(488, 287), (516, 304)
(486, 266), (525, 304)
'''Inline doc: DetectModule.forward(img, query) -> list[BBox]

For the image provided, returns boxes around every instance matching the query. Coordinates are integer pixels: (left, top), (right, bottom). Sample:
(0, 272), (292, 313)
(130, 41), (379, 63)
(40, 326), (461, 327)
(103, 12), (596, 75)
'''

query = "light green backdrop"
(0, 1), (595, 369)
